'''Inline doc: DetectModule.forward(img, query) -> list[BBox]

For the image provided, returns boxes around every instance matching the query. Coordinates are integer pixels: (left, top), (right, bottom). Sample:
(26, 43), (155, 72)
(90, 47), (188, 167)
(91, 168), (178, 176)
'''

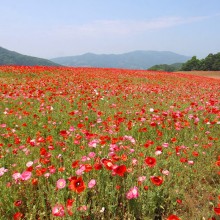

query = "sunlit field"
(0, 66), (220, 220)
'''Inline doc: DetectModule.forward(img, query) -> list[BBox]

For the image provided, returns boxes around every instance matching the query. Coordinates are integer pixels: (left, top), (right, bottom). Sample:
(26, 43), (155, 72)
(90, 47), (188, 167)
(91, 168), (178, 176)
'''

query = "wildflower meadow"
(0, 66), (220, 219)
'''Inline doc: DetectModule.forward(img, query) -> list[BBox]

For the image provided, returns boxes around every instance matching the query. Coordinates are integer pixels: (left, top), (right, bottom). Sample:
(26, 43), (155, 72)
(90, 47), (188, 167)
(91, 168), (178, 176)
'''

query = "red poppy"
(156, 146), (163, 151)
(167, 214), (181, 220)
(139, 127), (147, 132)
(171, 137), (177, 143)
(32, 178), (38, 186)
(192, 151), (199, 157)
(121, 154), (127, 161)
(101, 158), (114, 170)
(180, 157), (188, 163)
(116, 185), (121, 190)
(40, 147), (47, 156)
(37, 136), (45, 143)
(14, 200), (22, 207)
(144, 140), (154, 148)
(58, 167), (65, 172)
(176, 199), (182, 204)
(144, 186), (149, 190)
(66, 199), (75, 206)
(26, 166), (33, 172)
(93, 163), (102, 170)
(145, 157), (156, 167)
(36, 168), (47, 176)
(84, 164), (93, 172)
(66, 199), (74, 216)
(60, 130), (68, 137)
(46, 135), (53, 143)
(214, 206), (220, 215)
(72, 160), (80, 168)
(113, 165), (127, 177)
(111, 155), (121, 162)
(13, 212), (24, 220)
(150, 176), (163, 186)
(69, 176), (86, 193)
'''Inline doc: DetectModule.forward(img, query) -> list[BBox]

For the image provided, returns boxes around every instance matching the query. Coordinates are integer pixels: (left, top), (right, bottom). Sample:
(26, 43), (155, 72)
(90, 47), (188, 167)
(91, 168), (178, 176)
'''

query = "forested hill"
(0, 47), (60, 66)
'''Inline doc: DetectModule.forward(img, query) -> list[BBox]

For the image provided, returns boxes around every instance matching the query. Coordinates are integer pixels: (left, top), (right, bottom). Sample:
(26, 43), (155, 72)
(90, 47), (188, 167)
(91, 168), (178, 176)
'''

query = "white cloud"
(53, 15), (211, 37)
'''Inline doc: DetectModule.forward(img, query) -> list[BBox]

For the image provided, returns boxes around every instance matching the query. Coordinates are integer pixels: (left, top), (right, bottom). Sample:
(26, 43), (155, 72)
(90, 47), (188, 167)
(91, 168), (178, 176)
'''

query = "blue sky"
(1, 0), (220, 58)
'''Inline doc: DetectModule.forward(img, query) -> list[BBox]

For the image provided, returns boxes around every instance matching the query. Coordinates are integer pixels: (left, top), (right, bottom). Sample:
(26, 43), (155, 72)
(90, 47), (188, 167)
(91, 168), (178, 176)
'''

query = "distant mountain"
(0, 47), (60, 66)
(51, 51), (191, 69)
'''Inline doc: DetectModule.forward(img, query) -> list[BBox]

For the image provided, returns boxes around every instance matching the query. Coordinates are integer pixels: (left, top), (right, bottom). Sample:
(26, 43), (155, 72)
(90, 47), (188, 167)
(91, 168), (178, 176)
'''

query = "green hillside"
(0, 47), (60, 66)
(148, 63), (183, 72)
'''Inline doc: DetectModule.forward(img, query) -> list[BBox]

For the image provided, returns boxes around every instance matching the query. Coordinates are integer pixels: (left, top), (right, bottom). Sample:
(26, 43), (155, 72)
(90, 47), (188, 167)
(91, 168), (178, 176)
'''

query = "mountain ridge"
(51, 50), (191, 69)
(0, 47), (191, 69)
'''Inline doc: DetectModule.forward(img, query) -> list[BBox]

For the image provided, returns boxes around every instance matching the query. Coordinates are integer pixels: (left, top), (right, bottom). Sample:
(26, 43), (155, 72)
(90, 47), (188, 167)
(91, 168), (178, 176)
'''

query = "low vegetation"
(148, 63), (183, 72)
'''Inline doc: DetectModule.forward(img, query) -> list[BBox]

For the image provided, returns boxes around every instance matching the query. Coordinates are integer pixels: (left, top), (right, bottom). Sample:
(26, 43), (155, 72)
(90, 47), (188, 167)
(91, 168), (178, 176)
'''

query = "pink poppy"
(0, 167), (8, 176)
(77, 205), (87, 211)
(138, 176), (146, 182)
(12, 173), (21, 181)
(88, 179), (96, 188)
(21, 171), (32, 181)
(56, 178), (66, 189)
(52, 204), (65, 217)
(126, 186), (139, 200)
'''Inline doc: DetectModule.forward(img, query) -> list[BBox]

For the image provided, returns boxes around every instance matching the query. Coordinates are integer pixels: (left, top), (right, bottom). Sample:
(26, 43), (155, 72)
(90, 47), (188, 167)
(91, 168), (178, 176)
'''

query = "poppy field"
(0, 66), (220, 220)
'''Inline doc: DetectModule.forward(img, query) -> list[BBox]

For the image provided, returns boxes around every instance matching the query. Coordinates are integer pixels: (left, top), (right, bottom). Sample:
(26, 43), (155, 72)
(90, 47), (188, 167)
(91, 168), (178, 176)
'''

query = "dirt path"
(175, 71), (220, 79)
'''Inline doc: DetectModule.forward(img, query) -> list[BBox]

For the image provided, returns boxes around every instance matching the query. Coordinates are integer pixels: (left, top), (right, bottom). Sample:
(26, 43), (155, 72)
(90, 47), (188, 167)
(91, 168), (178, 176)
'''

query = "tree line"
(148, 52), (220, 72)
(181, 52), (220, 71)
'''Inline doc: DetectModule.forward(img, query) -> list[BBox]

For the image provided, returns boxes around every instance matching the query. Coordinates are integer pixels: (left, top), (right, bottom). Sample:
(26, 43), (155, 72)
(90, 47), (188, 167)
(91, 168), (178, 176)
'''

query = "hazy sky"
(1, 0), (220, 59)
